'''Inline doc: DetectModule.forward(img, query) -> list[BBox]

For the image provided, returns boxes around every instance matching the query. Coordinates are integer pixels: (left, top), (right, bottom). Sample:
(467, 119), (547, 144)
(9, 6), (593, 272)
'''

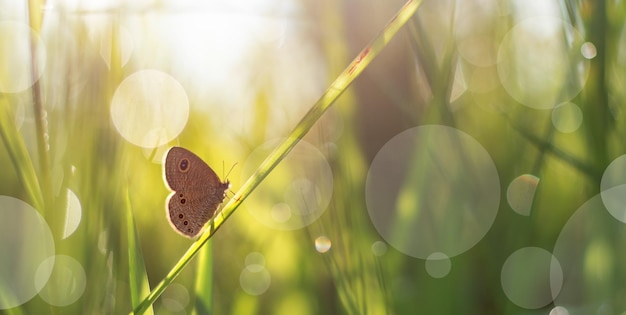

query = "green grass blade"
(0, 98), (44, 211)
(192, 242), (213, 315)
(131, 1), (423, 313)
(125, 186), (154, 315)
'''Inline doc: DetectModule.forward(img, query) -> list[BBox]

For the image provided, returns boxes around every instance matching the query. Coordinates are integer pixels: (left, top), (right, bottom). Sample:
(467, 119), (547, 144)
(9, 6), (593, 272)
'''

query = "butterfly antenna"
(223, 162), (238, 199)
(225, 162), (237, 180)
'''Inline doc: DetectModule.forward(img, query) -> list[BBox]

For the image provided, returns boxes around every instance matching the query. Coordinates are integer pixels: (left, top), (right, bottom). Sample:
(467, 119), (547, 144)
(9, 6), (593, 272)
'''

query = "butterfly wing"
(164, 147), (230, 238)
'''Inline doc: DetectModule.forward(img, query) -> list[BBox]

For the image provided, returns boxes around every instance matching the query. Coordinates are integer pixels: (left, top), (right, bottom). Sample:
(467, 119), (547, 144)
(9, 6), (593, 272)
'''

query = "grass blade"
(192, 242), (213, 315)
(132, 1), (423, 313)
(125, 186), (154, 315)
(0, 98), (44, 211)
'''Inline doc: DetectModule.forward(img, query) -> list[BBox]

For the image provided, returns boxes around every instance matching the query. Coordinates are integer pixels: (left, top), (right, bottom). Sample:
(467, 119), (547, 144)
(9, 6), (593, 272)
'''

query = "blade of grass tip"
(132, 1), (423, 313)
(124, 186), (154, 315)
(192, 241), (213, 315)
(0, 99), (45, 211)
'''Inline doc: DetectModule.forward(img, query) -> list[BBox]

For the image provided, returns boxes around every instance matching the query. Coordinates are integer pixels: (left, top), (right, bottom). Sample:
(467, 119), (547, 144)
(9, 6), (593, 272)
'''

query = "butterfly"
(163, 147), (231, 238)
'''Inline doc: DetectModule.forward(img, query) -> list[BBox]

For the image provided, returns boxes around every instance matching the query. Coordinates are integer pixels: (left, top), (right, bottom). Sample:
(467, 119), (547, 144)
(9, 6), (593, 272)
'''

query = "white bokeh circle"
(365, 125), (500, 259)
(553, 192), (626, 311)
(498, 17), (589, 109)
(501, 247), (562, 309)
(0, 22), (46, 93)
(371, 241), (388, 257)
(35, 255), (86, 306)
(507, 174), (540, 216)
(160, 283), (190, 313)
(63, 189), (82, 239)
(0, 196), (55, 309)
(549, 306), (570, 315)
(245, 252), (266, 272)
(314, 236), (331, 253)
(239, 268), (271, 296)
(242, 139), (333, 230)
(110, 69), (189, 148)
(425, 252), (451, 278)
(600, 155), (626, 223)
(551, 102), (583, 133)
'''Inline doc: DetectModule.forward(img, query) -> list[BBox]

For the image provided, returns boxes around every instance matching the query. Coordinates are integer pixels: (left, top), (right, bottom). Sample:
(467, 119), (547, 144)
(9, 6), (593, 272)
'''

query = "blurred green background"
(1, 0), (626, 314)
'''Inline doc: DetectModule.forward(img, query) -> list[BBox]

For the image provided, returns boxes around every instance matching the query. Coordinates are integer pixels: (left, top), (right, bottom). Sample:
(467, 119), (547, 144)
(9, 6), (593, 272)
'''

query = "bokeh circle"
(425, 252), (451, 278)
(498, 17), (589, 109)
(0, 196), (55, 309)
(240, 268), (271, 296)
(506, 174), (540, 216)
(551, 102), (583, 133)
(160, 283), (190, 313)
(314, 236), (331, 253)
(0, 22), (46, 93)
(63, 189), (82, 239)
(600, 155), (626, 223)
(365, 125), (500, 259)
(35, 255), (87, 306)
(552, 192), (626, 312)
(242, 139), (333, 230)
(110, 69), (189, 148)
(500, 247), (562, 309)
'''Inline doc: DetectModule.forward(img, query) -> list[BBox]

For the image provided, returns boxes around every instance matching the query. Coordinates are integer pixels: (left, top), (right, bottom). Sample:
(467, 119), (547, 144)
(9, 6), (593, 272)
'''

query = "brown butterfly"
(163, 147), (231, 238)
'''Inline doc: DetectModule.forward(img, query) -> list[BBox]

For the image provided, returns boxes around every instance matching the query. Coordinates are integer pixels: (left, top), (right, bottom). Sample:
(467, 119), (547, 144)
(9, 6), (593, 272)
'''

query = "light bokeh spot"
(552, 193), (625, 311)
(110, 69), (189, 148)
(271, 203), (292, 223)
(0, 196), (55, 309)
(506, 174), (540, 216)
(365, 125), (500, 259)
(600, 155), (626, 223)
(314, 236), (331, 254)
(242, 139), (333, 230)
(425, 252), (451, 278)
(160, 283), (190, 313)
(245, 252), (266, 272)
(371, 241), (388, 257)
(240, 267), (271, 296)
(581, 42), (597, 60)
(0, 21), (46, 93)
(549, 306), (570, 315)
(35, 255), (86, 306)
(552, 102), (583, 133)
(63, 189), (82, 239)
(498, 17), (588, 109)
(501, 247), (562, 309)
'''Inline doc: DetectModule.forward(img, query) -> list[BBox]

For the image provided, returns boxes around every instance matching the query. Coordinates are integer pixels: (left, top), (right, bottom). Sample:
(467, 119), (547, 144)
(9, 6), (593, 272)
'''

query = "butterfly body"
(164, 147), (230, 238)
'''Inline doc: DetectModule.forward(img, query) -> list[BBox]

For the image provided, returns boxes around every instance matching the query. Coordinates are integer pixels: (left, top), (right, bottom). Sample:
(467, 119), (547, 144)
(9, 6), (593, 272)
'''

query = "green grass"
(2, 0), (626, 314)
